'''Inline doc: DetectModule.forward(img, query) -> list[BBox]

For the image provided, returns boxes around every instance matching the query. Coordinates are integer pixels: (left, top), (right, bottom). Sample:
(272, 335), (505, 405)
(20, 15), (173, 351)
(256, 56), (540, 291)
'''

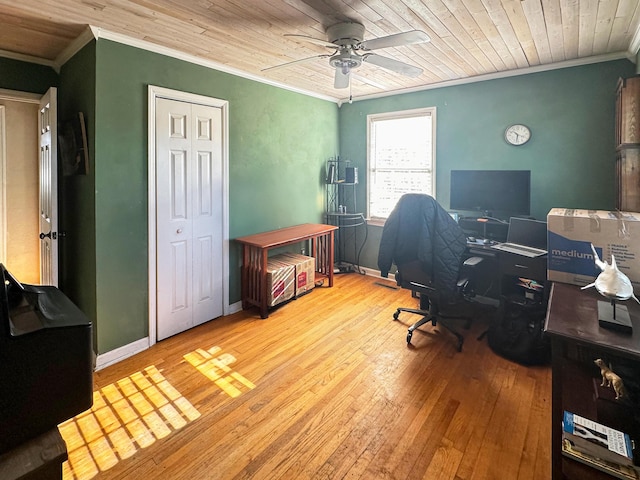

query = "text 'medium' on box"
(547, 208), (640, 288)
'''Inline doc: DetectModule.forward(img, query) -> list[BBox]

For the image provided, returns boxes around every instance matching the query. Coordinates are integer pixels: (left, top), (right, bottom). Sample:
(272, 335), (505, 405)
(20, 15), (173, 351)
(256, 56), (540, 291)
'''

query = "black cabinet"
(464, 245), (547, 303)
(498, 251), (548, 303)
(499, 251), (546, 280)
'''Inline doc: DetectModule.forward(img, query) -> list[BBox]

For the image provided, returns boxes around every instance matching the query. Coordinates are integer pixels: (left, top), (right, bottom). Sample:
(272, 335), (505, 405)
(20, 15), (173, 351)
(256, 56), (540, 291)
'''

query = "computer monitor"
(450, 170), (531, 218)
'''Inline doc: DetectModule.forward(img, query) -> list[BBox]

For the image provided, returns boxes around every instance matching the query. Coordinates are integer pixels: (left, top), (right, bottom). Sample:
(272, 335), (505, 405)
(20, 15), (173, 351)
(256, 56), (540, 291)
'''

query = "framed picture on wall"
(59, 112), (89, 176)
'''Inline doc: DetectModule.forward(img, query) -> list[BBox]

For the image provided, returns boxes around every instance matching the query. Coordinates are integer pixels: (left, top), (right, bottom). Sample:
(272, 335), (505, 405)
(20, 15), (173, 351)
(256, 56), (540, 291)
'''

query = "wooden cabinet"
(616, 148), (640, 212)
(616, 77), (640, 147)
(545, 283), (640, 479)
(616, 76), (640, 212)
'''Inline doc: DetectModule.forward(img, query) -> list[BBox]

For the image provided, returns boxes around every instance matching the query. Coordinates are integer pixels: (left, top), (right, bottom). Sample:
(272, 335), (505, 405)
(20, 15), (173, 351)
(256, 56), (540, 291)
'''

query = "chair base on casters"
(393, 305), (465, 352)
(392, 257), (483, 352)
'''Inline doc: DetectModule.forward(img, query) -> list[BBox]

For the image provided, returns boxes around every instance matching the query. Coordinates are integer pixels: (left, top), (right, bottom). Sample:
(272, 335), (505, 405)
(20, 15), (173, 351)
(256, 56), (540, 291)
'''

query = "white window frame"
(366, 107), (437, 226)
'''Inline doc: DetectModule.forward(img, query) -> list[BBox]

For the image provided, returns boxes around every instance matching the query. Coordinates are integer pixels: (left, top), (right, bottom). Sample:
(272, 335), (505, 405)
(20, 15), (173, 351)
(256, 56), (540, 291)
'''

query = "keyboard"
(491, 242), (547, 258)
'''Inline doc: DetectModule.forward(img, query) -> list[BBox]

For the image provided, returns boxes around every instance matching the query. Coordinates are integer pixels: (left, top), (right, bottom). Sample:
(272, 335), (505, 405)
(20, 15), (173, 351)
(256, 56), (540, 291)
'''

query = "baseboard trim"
(228, 300), (242, 314)
(95, 337), (150, 371)
(95, 277), (375, 370)
(94, 304), (243, 370)
(358, 266), (390, 279)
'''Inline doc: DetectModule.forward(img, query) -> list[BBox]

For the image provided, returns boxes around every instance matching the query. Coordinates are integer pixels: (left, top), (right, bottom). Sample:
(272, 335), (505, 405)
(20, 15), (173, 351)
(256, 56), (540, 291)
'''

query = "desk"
(459, 217), (509, 243)
(545, 282), (640, 479)
(236, 223), (338, 318)
(465, 243), (547, 301)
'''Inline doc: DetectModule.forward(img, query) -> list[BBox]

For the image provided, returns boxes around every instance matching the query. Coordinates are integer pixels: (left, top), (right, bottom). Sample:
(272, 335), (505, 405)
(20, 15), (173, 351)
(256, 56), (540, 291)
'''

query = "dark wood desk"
(545, 282), (640, 479)
(236, 223), (337, 318)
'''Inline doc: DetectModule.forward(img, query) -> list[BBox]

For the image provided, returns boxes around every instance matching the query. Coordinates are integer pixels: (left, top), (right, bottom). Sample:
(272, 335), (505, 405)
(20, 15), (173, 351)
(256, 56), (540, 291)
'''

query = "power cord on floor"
(353, 220), (369, 274)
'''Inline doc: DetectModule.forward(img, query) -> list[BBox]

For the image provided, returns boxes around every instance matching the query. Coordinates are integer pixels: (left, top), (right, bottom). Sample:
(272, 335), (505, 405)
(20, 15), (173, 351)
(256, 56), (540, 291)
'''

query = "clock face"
(505, 124), (531, 146)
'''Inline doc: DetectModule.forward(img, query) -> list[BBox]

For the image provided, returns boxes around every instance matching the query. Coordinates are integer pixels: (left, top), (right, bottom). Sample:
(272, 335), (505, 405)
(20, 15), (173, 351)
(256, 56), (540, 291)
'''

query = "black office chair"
(378, 194), (483, 351)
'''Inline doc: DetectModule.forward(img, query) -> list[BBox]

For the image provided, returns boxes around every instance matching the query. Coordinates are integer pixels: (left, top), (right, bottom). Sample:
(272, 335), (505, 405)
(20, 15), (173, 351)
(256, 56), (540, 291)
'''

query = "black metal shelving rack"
(324, 157), (367, 273)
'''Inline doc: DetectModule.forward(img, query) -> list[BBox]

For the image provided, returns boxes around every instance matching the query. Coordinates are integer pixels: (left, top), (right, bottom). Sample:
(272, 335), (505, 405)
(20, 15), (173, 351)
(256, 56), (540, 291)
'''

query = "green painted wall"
(58, 42), (97, 345)
(92, 40), (338, 353)
(0, 57), (58, 94)
(338, 59), (637, 271)
(2, 48), (635, 355)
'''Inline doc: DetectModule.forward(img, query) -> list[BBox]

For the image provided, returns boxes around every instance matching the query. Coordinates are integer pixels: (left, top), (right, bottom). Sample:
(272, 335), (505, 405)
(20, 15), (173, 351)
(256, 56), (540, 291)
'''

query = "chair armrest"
(408, 281), (436, 295)
(457, 256), (484, 289)
(463, 256), (484, 267)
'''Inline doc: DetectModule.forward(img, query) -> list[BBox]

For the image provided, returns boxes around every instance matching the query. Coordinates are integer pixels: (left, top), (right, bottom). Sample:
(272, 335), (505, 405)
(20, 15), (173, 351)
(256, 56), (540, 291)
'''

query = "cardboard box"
(274, 253), (316, 296)
(266, 257), (295, 307)
(547, 208), (640, 287)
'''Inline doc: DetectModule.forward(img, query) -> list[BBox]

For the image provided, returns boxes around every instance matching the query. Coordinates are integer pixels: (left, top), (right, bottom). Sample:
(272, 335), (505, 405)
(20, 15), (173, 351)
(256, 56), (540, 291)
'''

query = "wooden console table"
(236, 223), (338, 318)
(545, 282), (640, 479)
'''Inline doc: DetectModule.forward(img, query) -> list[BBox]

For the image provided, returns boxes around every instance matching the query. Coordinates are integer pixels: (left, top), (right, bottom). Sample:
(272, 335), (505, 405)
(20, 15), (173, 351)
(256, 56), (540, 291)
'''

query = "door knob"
(177, 228), (183, 234)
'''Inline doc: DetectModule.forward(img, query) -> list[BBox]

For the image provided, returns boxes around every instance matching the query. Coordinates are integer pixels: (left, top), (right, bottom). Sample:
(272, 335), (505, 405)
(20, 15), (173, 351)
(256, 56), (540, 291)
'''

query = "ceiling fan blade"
(351, 74), (387, 90)
(334, 69), (350, 89)
(284, 34), (338, 49)
(360, 30), (430, 51)
(363, 54), (423, 77)
(262, 55), (331, 72)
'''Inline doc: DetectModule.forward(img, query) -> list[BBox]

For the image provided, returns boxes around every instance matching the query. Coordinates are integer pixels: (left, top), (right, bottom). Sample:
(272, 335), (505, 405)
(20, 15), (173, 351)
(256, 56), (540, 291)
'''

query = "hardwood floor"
(61, 273), (551, 480)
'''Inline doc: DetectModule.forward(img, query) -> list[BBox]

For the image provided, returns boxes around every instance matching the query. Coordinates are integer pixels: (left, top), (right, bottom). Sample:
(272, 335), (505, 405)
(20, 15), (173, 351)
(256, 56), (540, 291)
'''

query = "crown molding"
(342, 51), (633, 105)
(52, 27), (97, 72)
(2, 23), (638, 105)
(90, 26), (339, 103)
(0, 27), (96, 73)
(0, 88), (41, 104)
(0, 49), (54, 68)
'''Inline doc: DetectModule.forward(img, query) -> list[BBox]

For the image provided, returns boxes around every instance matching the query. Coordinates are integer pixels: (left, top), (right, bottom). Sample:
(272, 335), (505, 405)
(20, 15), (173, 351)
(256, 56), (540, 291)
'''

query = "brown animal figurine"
(594, 359), (626, 400)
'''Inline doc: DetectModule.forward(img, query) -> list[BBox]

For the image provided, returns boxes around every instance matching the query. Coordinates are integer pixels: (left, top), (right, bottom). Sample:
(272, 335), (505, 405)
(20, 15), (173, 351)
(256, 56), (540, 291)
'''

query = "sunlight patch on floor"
(59, 365), (200, 480)
(184, 345), (256, 398)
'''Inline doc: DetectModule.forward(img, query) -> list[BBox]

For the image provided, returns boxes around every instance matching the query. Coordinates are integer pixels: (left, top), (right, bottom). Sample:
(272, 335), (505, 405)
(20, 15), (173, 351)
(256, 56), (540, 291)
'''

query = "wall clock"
(504, 124), (531, 146)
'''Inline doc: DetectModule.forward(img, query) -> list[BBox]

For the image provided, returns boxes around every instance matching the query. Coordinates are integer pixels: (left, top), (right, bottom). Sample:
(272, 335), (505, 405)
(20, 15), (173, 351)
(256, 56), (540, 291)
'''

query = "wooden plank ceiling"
(0, 0), (639, 100)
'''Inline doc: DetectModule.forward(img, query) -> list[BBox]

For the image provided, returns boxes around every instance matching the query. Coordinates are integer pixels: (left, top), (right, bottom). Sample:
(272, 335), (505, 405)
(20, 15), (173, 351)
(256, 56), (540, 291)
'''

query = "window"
(367, 107), (436, 224)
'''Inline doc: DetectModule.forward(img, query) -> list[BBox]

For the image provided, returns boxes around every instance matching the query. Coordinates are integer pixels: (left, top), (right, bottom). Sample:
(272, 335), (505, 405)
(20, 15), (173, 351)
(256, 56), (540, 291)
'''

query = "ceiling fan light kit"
(329, 49), (362, 75)
(267, 21), (431, 90)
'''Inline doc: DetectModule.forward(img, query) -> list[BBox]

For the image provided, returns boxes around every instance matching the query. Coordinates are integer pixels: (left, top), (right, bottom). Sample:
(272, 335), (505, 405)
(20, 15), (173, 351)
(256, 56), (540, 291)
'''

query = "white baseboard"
(95, 278), (375, 371)
(228, 300), (242, 314)
(95, 337), (150, 371)
(359, 266), (385, 278)
(94, 303), (243, 370)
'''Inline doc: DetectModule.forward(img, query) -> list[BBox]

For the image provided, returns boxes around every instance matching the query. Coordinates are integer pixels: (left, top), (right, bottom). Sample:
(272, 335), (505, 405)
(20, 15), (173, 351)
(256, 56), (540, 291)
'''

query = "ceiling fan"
(263, 22), (430, 89)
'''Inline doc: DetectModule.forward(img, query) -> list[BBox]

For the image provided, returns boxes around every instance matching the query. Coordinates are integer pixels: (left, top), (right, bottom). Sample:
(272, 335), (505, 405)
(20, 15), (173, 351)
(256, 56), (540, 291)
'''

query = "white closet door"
(156, 98), (223, 340)
(191, 103), (223, 326)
